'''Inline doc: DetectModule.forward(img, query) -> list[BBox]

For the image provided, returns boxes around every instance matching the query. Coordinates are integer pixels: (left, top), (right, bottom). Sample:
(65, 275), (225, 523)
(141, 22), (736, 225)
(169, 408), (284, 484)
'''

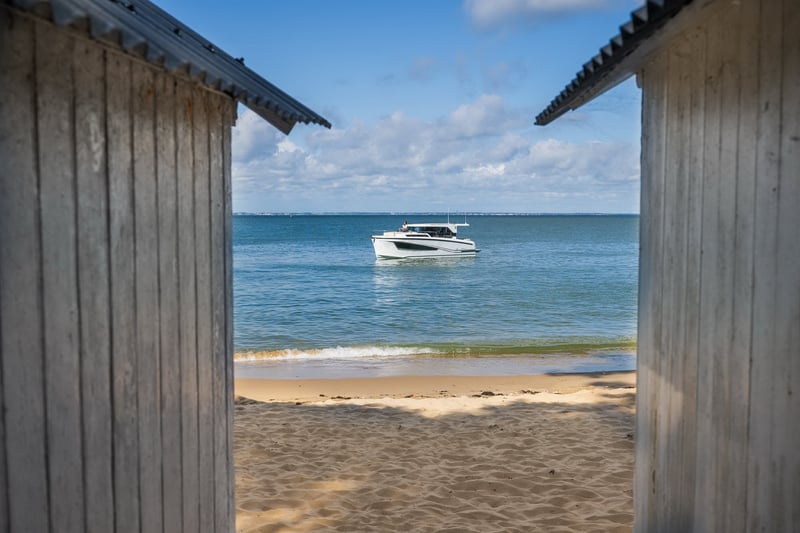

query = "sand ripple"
(234, 385), (634, 533)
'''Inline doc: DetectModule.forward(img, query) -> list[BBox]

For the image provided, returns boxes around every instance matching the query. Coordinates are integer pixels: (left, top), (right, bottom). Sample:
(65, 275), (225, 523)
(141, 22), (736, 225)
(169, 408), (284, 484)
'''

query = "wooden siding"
(0, 8), (235, 532)
(635, 0), (800, 531)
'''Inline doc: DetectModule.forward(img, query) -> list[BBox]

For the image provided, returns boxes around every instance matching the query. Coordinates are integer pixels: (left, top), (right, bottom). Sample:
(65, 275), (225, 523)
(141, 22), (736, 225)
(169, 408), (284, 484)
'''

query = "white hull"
(371, 234), (478, 259)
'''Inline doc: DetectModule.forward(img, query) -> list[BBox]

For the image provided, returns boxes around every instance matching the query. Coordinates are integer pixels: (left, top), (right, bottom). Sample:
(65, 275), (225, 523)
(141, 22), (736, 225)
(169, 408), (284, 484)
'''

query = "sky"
(157, 0), (644, 214)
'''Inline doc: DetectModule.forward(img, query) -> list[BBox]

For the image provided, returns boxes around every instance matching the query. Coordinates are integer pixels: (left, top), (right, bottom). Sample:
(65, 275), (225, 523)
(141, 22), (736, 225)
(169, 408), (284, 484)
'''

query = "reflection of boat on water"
(371, 221), (479, 259)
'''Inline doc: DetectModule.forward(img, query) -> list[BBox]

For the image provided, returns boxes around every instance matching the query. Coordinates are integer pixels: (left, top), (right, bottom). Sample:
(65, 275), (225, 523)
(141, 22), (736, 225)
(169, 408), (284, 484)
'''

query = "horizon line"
(232, 211), (640, 216)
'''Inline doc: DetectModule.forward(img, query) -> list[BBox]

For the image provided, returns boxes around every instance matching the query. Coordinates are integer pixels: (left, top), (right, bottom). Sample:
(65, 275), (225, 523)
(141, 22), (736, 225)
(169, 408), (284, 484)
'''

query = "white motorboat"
(371, 221), (479, 259)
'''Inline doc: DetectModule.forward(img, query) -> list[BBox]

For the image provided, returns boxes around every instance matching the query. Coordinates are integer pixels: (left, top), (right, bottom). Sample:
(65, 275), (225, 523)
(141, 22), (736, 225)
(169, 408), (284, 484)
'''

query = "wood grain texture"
(223, 101), (237, 529)
(35, 23), (85, 533)
(714, 5), (748, 530)
(682, 24), (705, 530)
(208, 96), (230, 533)
(194, 85), (216, 531)
(155, 70), (183, 533)
(636, 0), (800, 530)
(106, 50), (142, 533)
(774, 0), (800, 526)
(176, 79), (200, 533)
(747, 0), (783, 528)
(2, 8), (242, 531)
(74, 39), (115, 533)
(664, 35), (694, 530)
(0, 8), (49, 532)
(695, 9), (723, 530)
(634, 49), (667, 531)
(132, 61), (164, 533)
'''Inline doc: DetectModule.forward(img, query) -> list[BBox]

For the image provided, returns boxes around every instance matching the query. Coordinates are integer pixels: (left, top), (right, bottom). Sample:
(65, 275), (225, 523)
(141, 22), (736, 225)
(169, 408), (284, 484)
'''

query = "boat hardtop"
(370, 220), (478, 259)
(401, 222), (468, 237)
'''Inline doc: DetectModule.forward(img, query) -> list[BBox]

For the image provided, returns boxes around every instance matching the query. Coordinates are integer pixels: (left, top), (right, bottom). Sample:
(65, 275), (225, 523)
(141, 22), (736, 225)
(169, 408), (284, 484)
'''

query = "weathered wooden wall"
(636, 0), (799, 530)
(0, 7), (235, 532)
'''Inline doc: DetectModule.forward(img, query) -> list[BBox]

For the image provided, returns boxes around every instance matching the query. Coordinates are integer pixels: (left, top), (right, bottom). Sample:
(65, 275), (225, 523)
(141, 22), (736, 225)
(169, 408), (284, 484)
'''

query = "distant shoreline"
(233, 211), (641, 217)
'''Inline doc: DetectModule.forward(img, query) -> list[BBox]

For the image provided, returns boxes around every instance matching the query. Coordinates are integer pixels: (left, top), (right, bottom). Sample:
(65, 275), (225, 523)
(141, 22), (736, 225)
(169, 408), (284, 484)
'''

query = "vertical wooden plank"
(748, 0), (785, 529)
(650, 56), (669, 533)
(665, 34), (694, 529)
(774, 0), (800, 528)
(176, 80), (200, 533)
(633, 64), (651, 533)
(209, 95), (230, 533)
(194, 86), (215, 531)
(747, 0), (783, 528)
(714, 6), (746, 531)
(732, 0), (760, 447)
(0, 8), (50, 532)
(74, 40), (114, 533)
(732, 4), (761, 526)
(106, 52), (140, 533)
(35, 23), (85, 533)
(633, 51), (668, 532)
(694, 10), (724, 529)
(155, 71), (183, 533)
(633, 67), (653, 531)
(223, 102), (236, 529)
(658, 44), (680, 529)
(681, 22), (705, 529)
(132, 62), (163, 533)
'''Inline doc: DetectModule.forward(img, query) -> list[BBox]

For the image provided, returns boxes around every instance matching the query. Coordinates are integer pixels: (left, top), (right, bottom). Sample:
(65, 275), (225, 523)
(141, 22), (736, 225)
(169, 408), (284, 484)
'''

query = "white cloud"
(515, 139), (638, 183)
(276, 138), (299, 153)
(230, 95), (640, 213)
(464, 0), (614, 30)
(232, 109), (284, 161)
(440, 94), (522, 138)
(465, 163), (506, 176)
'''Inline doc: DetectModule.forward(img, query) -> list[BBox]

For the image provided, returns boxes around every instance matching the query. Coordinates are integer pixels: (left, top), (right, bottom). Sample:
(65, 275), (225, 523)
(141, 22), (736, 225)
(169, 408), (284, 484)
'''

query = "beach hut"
(537, 0), (798, 530)
(0, 0), (330, 531)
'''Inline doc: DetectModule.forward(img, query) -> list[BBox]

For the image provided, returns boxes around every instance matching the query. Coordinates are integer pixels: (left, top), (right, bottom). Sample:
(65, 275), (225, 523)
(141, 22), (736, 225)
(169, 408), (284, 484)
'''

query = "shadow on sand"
(234, 392), (635, 533)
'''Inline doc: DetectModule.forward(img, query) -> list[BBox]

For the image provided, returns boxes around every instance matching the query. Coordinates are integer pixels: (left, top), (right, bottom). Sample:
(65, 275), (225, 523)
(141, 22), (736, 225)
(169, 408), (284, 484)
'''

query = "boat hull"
(371, 235), (478, 259)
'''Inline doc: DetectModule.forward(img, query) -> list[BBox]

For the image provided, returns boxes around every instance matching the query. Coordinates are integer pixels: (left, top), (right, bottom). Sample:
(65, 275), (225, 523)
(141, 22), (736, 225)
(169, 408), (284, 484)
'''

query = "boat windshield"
(411, 226), (455, 237)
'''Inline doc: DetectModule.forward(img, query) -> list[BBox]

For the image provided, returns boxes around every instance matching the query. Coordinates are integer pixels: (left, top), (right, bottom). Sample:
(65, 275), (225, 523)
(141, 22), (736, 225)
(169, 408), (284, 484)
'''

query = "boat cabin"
(404, 223), (466, 238)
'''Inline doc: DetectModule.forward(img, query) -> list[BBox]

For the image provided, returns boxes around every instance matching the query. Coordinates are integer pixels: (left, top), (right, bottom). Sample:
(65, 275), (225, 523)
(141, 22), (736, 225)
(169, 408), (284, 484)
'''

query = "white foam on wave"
(234, 345), (438, 362)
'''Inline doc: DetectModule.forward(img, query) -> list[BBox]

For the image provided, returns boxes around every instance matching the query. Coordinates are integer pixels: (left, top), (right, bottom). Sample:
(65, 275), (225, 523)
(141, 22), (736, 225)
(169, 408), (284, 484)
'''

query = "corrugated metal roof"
(535, 0), (693, 126)
(7, 0), (331, 134)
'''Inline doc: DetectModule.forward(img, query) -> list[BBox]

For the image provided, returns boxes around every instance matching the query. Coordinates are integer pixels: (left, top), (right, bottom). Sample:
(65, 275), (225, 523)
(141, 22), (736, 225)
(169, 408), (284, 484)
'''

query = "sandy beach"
(234, 371), (636, 533)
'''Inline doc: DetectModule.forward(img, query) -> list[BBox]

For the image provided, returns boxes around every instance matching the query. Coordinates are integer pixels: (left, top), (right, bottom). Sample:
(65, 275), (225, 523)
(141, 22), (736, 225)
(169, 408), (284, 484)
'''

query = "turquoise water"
(233, 214), (639, 377)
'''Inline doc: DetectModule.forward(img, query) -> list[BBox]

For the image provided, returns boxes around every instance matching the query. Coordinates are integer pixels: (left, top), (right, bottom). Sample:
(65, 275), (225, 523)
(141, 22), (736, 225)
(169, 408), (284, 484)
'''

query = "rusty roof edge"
(535, 0), (694, 126)
(7, 0), (332, 132)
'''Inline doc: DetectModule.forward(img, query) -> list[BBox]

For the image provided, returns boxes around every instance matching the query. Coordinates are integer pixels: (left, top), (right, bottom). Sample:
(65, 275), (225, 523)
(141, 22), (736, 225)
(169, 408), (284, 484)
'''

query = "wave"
(234, 345), (439, 362)
(234, 339), (637, 362)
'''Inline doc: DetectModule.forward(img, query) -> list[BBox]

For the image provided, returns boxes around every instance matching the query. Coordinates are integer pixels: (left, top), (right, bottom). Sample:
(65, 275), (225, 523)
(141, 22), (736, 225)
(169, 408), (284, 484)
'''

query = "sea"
(233, 214), (639, 379)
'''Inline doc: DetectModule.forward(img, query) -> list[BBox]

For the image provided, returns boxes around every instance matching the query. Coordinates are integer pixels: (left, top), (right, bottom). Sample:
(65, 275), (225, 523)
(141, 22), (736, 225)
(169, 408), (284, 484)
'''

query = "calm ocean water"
(233, 214), (639, 378)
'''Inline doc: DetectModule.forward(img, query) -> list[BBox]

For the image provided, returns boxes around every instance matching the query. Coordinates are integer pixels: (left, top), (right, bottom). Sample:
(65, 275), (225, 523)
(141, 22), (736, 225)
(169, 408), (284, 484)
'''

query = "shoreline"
(234, 352), (636, 381)
(234, 370), (636, 402)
